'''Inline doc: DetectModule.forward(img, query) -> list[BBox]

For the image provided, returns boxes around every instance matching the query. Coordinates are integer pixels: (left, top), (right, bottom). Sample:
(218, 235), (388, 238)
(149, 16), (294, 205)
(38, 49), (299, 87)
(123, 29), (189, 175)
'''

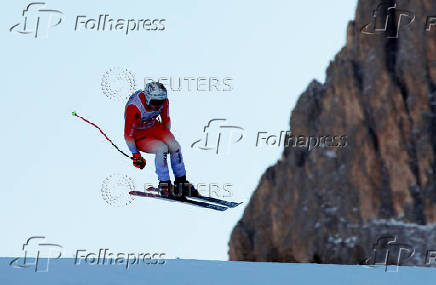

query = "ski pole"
(72, 111), (133, 160)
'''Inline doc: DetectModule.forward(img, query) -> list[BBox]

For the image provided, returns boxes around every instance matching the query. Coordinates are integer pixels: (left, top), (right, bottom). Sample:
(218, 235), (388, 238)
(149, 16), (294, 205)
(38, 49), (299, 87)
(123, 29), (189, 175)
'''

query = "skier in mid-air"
(124, 82), (198, 199)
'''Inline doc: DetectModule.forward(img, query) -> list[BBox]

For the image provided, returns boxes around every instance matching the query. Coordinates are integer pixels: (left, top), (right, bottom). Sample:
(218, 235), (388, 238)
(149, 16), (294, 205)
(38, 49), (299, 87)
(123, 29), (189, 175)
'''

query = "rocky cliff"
(229, 0), (436, 266)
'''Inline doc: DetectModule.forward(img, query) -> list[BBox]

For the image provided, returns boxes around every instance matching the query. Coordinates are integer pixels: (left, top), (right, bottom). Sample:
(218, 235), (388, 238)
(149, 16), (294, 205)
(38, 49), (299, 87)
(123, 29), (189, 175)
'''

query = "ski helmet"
(144, 82), (167, 105)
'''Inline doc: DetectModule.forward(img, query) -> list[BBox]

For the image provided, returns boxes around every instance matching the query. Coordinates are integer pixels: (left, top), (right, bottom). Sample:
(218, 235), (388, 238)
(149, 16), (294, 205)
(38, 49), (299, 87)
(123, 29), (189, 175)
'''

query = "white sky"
(1, 0), (357, 260)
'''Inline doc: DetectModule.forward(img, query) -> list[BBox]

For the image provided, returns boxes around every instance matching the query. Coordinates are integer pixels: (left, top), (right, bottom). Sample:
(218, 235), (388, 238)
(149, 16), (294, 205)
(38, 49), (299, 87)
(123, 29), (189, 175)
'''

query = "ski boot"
(158, 180), (185, 200)
(174, 176), (200, 198)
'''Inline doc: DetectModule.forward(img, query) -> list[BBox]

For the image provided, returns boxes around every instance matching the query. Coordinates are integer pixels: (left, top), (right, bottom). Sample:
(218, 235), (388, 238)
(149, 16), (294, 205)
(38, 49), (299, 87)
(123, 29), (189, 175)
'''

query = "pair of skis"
(129, 187), (242, 211)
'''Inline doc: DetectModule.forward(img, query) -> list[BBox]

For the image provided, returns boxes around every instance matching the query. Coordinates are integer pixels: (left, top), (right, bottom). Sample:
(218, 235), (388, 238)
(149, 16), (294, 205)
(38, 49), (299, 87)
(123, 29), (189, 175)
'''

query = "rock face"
(229, 0), (436, 266)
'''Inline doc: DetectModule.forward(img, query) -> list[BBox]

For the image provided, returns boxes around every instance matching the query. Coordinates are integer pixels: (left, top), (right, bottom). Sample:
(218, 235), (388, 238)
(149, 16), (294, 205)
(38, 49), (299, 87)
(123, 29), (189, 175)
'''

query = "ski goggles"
(149, 99), (165, 106)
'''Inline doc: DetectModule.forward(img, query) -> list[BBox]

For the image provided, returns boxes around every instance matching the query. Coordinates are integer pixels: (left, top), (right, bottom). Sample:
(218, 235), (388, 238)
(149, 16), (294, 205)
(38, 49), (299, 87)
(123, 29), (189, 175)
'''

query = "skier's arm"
(161, 99), (171, 130)
(124, 105), (140, 154)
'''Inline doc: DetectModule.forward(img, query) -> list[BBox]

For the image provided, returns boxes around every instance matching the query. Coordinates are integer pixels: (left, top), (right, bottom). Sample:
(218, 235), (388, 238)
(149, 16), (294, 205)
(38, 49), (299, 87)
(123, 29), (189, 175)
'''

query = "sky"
(1, 0), (357, 260)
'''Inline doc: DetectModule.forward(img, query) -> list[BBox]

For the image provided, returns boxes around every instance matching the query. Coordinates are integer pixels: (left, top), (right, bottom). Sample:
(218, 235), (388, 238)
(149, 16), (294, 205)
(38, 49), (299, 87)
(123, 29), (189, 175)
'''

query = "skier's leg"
(144, 123), (196, 196)
(151, 124), (186, 178)
(165, 140), (197, 195)
(136, 138), (170, 182)
(169, 144), (186, 178)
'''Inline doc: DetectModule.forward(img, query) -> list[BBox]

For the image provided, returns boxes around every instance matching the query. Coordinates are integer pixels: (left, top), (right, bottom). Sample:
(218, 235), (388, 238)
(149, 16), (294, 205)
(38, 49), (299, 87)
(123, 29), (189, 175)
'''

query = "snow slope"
(1, 258), (434, 285)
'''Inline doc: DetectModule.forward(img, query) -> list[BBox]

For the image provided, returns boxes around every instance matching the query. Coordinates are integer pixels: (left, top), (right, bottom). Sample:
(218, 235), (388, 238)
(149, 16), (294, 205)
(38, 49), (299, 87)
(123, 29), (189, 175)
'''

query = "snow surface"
(1, 258), (434, 285)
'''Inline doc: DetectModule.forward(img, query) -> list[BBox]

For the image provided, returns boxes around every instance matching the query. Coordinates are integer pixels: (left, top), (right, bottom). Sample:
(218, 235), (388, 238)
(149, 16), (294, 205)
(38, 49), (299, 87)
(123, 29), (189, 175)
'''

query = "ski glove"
(132, 153), (146, 169)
